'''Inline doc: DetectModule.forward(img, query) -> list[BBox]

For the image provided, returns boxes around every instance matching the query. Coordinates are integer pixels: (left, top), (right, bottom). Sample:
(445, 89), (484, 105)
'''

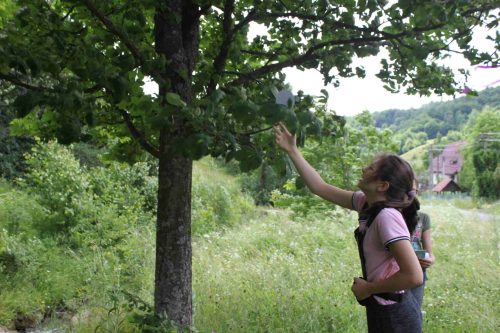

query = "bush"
(270, 178), (339, 219)
(0, 108), (34, 180)
(0, 230), (87, 325)
(192, 158), (255, 236)
(19, 141), (92, 234)
(17, 141), (157, 241)
(0, 189), (47, 237)
(0, 141), (158, 327)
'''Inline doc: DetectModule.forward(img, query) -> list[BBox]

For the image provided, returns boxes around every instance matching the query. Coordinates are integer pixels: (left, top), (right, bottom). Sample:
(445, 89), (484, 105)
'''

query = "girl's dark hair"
(370, 154), (419, 234)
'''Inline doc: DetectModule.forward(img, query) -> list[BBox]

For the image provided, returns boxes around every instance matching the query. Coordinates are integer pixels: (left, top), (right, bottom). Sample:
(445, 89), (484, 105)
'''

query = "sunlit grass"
(192, 198), (499, 332)
(420, 200), (499, 332)
(193, 207), (366, 332)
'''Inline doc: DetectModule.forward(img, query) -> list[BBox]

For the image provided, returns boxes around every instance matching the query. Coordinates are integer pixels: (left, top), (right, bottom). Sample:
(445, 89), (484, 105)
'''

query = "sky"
(280, 25), (499, 117)
(282, 45), (499, 117)
(144, 23), (499, 118)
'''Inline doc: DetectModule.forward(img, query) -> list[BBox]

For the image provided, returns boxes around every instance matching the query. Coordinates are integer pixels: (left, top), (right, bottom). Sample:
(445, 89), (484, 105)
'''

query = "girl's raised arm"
(274, 123), (354, 209)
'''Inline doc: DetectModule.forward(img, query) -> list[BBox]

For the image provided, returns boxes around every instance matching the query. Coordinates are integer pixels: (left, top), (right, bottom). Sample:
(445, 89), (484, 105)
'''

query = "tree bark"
(153, 1), (200, 328)
(155, 152), (193, 327)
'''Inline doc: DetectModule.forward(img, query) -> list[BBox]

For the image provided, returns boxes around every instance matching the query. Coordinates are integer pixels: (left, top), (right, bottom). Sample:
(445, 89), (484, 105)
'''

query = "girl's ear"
(377, 181), (390, 193)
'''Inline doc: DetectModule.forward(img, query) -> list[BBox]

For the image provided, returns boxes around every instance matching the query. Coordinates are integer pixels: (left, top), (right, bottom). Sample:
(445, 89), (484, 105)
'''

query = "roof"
(432, 177), (463, 192)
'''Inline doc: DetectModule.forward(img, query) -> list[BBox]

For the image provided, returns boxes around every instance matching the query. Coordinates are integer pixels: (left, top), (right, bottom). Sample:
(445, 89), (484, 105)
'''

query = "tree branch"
(0, 72), (48, 92)
(259, 10), (333, 22)
(118, 108), (160, 158)
(61, 5), (77, 21)
(207, 6), (258, 95)
(228, 12), (487, 87)
(233, 7), (258, 32)
(241, 126), (273, 136)
(207, 0), (235, 95)
(0, 71), (104, 96)
(230, 35), (388, 86)
(82, 0), (144, 64)
(81, 0), (163, 84)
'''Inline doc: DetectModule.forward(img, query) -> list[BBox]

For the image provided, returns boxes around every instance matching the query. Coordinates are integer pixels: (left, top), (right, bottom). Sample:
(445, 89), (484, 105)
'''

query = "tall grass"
(419, 199), (499, 332)
(192, 198), (499, 332)
(193, 208), (366, 332)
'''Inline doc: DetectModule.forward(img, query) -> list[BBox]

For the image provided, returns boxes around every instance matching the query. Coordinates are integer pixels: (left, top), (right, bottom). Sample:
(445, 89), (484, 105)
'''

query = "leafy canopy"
(1, 0), (498, 171)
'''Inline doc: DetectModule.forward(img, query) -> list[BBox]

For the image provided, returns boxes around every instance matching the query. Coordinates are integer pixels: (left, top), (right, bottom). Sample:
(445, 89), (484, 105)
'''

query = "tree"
(461, 107), (500, 198)
(1, 0), (498, 328)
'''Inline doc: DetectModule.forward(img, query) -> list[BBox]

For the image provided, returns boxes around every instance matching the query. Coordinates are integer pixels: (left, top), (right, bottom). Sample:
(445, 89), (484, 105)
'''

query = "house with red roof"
(431, 178), (462, 193)
(429, 141), (466, 190)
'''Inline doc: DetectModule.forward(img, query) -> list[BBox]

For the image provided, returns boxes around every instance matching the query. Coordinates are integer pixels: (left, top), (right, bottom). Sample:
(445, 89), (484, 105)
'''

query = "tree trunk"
(153, 1), (200, 328)
(155, 152), (193, 327)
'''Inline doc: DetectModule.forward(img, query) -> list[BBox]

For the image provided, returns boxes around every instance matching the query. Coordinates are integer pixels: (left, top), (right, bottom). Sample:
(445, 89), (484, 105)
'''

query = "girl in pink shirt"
(275, 123), (423, 333)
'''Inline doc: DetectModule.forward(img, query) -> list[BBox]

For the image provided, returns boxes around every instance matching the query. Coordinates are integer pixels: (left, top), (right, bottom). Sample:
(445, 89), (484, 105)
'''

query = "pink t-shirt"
(352, 191), (410, 305)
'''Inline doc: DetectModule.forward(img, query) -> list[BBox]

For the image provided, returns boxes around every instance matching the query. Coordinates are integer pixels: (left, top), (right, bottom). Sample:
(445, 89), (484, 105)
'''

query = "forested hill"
(372, 86), (500, 138)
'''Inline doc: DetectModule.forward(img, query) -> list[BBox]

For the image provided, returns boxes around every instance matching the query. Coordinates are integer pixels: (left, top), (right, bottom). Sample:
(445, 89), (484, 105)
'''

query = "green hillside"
(372, 86), (500, 138)
(401, 141), (432, 175)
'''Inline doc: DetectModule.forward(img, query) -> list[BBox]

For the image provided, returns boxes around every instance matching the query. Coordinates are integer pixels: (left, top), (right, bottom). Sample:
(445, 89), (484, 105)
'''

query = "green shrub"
(0, 230), (87, 325)
(0, 109), (34, 180)
(0, 189), (47, 237)
(270, 179), (338, 219)
(19, 141), (92, 234)
(192, 158), (255, 236)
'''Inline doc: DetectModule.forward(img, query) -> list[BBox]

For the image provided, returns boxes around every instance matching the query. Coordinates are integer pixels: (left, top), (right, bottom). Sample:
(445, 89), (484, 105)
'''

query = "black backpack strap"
(354, 203), (404, 305)
(355, 203), (386, 279)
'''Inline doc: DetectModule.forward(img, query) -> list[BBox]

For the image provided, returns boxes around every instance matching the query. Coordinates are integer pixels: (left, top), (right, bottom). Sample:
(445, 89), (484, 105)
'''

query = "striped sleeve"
(375, 208), (411, 250)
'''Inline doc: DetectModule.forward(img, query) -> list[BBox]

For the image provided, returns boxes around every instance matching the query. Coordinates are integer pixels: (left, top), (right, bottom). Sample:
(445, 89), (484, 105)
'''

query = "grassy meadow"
(192, 196), (500, 333)
(0, 153), (499, 332)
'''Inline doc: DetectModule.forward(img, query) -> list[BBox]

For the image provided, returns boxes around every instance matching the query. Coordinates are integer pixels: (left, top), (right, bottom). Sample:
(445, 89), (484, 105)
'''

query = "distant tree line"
(460, 107), (500, 199)
(372, 86), (500, 153)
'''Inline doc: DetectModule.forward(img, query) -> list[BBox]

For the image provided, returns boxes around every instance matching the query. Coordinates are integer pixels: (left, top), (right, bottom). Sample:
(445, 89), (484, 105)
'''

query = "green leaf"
(413, 45), (429, 60)
(176, 134), (212, 160)
(259, 103), (289, 124)
(210, 89), (225, 103)
(234, 145), (262, 172)
(166, 92), (186, 108)
(320, 89), (329, 99)
(398, 0), (411, 10)
(13, 91), (42, 117)
(295, 176), (305, 189)
(228, 101), (259, 123)
(306, 118), (322, 137)
(270, 155), (287, 177)
(108, 76), (128, 102)
(414, 6), (428, 26)
(297, 110), (314, 125)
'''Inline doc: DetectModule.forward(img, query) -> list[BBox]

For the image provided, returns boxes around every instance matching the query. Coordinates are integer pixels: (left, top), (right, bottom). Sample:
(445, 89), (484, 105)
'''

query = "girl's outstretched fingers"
(278, 122), (291, 135)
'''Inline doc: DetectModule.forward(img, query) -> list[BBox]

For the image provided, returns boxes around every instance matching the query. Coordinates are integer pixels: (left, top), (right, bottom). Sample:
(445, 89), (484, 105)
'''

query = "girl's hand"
(418, 254), (435, 269)
(274, 122), (297, 153)
(351, 277), (372, 301)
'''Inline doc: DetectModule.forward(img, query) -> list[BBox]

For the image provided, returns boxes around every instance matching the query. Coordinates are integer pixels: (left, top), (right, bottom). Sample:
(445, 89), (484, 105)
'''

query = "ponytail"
(368, 154), (420, 234)
(402, 197), (420, 234)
